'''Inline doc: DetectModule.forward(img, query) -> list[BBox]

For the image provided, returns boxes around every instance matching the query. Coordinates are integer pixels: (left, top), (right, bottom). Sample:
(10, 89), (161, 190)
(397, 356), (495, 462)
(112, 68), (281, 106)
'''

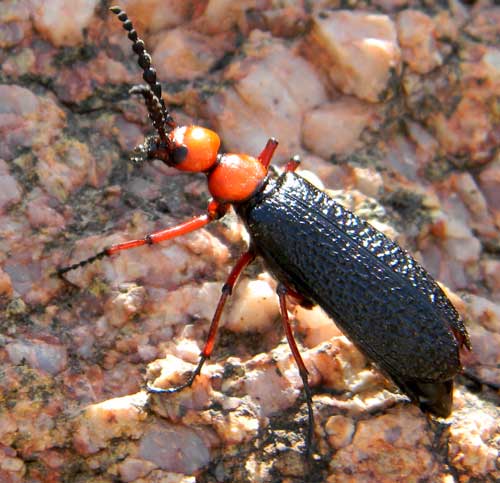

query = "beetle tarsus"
(56, 248), (109, 276)
(147, 354), (208, 394)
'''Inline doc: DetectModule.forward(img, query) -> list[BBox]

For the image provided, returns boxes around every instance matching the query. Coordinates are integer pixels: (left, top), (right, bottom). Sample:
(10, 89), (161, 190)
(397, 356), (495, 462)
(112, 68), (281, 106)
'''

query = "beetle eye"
(170, 144), (188, 165)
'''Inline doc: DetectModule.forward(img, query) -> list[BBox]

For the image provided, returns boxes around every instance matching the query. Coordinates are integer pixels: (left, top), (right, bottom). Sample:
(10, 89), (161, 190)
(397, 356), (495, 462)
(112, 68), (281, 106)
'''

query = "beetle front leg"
(147, 249), (256, 394)
(55, 200), (227, 276)
(277, 283), (314, 457)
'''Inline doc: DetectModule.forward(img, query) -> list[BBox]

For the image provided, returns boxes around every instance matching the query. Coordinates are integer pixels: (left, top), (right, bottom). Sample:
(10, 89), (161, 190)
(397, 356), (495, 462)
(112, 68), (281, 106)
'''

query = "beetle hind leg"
(277, 283), (315, 457)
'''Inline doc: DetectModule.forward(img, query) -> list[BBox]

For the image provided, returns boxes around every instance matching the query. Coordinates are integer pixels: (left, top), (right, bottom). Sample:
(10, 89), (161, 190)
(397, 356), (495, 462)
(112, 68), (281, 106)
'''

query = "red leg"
(285, 154), (301, 173)
(56, 200), (227, 276)
(258, 138), (279, 168)
(277, 283), (314, 456)
(283, 284), (314, 310)
(147, 249), (256, 394)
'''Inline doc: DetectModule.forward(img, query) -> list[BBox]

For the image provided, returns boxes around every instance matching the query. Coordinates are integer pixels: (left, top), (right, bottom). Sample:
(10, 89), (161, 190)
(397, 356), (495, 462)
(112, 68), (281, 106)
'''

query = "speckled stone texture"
(0, 1), (499, 482)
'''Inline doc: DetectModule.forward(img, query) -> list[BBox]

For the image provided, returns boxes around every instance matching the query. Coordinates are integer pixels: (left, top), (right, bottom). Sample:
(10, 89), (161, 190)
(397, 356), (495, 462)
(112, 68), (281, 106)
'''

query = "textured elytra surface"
(239, 172), (466, 383)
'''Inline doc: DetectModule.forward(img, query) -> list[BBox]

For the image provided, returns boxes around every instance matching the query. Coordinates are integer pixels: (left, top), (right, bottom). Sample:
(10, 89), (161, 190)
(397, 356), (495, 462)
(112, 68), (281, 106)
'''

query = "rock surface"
(1, 1), (499, 482)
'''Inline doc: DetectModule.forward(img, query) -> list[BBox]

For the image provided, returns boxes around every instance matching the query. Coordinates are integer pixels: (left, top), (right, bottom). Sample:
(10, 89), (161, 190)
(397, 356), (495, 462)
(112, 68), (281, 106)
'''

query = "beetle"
(57, 5), (471, 454)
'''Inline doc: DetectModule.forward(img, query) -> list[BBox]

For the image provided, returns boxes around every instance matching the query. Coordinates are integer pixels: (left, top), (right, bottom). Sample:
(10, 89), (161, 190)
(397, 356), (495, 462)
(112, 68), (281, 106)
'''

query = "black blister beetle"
(58, 5), (471, 454)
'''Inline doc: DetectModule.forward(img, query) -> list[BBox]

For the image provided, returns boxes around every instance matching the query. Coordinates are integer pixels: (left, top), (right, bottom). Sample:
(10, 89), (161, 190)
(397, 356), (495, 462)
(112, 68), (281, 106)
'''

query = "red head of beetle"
(154, 124), (273, 204)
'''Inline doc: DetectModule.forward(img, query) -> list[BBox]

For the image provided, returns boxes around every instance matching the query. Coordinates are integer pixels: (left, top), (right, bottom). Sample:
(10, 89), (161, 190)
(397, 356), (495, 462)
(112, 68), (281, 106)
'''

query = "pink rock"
(452, 173), (488, 219)
(149, 282), (222, 327)
(139, 422), (211, 474)
(295, 304), (343, 348)
(405, 120), (439, 167)
(325, 414), (355, 449)
(0, 453), (25, 483)
(0, 85), (66, 161)
(450, 411), (498, 478)
(0, 412), (17, 443)
(146, 354), (213, 411)
(26, 189), (65, 230)
(465, 7), (500, 43)
(212, 398), (260, 445)
(481, 259), (500, 299)
(0, 267), (13, 297)
(0, 160), (22, 213)
(372, 0), (408, 8)
(225, 276), (279, 333)
(3, 251), (57, 304)
(467, 294), (500, 334)
(6, 340), (67, 376)
(53, 52), (133, 104)
(33, 0), (99, 47)
(433, 9), (461, 42)
(0, 0), (31, 50)
(207, 31), (326, 159)
(62, 371), (100, 405)
(36, 139), (96, 200)
(451, 172), (497, 240)
(105, 283), (147, 328)
(330, 407), (440, 480)
(385, 134), (420, 181)
(152, 28), (230, 81)
(243, 362), (299, 417)
(397, 10), (443, 74)
(73, 393), (148, 455)
(112, 115), (146, 154)
(303, 98), (379, 157)
(309, 337), (374, 394)
(431, 97), (492, 160)
(478, 160), (500, 224)
(110, 0), (193, 34)
(463, 321), (500, 389)
(118, 457), (157, 482)
(197, 0), (308, 37)
(196, 0), (249, 33)
(351, 166), (384, 198)
(307, 10), (401, 102)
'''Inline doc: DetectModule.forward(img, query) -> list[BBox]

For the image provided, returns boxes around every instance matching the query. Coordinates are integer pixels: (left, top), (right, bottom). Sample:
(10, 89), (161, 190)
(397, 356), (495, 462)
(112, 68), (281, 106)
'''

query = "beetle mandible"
(57, 5), (471, 454)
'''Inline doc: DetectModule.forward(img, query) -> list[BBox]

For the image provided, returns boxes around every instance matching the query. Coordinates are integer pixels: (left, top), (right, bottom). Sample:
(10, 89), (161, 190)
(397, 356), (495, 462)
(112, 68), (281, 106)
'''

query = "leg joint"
(277, 283), (287, 297)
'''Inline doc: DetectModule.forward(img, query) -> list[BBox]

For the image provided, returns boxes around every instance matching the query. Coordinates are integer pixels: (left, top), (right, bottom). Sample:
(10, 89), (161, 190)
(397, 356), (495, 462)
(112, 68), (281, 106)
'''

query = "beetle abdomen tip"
(406, 379), (454, 417)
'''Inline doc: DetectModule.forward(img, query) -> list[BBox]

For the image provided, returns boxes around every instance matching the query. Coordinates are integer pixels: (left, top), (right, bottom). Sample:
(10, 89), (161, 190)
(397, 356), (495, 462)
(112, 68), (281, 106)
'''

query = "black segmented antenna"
(110, 6), (175, 143)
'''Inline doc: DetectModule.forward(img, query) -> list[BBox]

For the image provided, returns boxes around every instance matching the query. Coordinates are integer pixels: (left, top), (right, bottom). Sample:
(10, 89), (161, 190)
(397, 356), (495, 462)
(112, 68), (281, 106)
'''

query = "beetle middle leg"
(147, 249), (256, 394)
(277, 283), (314, 456)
